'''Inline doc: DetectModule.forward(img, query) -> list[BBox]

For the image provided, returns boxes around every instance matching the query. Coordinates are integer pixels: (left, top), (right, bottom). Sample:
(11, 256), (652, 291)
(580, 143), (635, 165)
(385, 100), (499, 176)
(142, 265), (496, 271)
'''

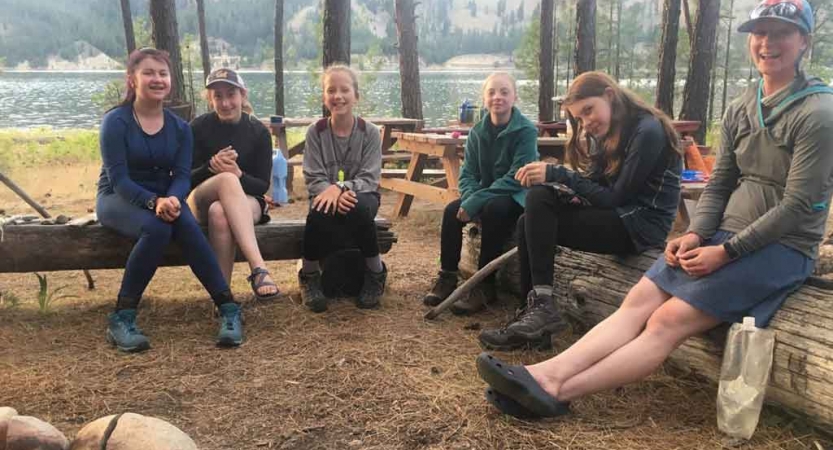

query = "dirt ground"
(0, 163), (830, 449)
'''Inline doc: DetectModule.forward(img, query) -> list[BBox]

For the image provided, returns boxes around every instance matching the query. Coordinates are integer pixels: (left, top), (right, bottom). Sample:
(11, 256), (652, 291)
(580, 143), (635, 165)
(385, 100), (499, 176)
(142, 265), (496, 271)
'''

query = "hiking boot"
(478, 290), (569, 351)
(299, 269), (327, 313)
(216, 302), (244, 347)
(423, 270), (458, 307)
(356, 263), (387, 309)
(106, 309), (150, 353)
(450, 280), (497, 316)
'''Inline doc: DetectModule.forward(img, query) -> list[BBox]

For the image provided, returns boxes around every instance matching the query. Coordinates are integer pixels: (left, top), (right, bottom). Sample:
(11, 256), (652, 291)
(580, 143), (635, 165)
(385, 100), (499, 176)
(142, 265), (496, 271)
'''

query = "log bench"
(460, 225), (833, 434)
(0, 216), (396, 273)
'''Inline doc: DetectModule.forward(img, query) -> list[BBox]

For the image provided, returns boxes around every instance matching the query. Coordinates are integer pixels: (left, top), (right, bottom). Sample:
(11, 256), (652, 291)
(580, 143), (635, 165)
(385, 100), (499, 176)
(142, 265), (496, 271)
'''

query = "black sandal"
(484, 388), (540, 419)
(247, 267), (281, 301)
(476, 352), (570, 417)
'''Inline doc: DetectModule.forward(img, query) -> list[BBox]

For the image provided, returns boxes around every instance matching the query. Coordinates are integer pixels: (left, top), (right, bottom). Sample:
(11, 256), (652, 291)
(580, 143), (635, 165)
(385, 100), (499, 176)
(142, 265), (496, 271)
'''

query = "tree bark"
(607, 0), (614, 73)
(574, 0), (597, 76)
(323, 0), (351, 67)
(120, 0), (136, 56)
(554, 3), (560, 96)
(0, 220), (395, 273)
(539, 0), (555, 122)
(720, 0), (735, 118)
(656, 0), (682, 117)
(274, 0), (285, 116)
(682, 0), (694, 46)
(196, 0), (211, 81)
(149, 0), (186, 104)
(679, 0), (721, 144)
(395, 0), (424, 120)
(615, 0), (622, 79)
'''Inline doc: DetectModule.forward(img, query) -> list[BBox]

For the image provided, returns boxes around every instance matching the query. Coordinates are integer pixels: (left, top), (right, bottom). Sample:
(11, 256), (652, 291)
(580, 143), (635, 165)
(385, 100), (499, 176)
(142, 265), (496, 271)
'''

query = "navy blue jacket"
(97, 105), (193, 207)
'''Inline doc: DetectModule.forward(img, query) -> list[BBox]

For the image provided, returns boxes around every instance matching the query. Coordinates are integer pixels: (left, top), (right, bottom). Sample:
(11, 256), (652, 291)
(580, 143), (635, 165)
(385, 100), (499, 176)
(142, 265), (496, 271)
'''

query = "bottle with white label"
(716, 316), (775, 440)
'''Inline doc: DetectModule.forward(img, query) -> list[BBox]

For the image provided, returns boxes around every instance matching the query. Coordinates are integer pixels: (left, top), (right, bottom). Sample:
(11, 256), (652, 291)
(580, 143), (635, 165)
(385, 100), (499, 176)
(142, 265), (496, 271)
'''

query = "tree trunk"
(574, 0), (597, 75)
(720, 0), (735, 118)
(679, 0), (721, 144)
(0, 219), (395, 273)
(607, 0), (614, 73)
(656, 0), (682, 117)
(120, 0), (136, 56)
(682, 0), (694, 44)
(539, 0), (555, 122)
(566, 3), (575, 90)
(196, 0), (211, 81)
(708, 34), (718, 124)
(323, 0), (351, 67)
(274, 0), (285, 116)
(149, 0), (186, 104)
(614, 0), (623, 81)
(395, 0), (424, 120)
(554, 3), (560, 96)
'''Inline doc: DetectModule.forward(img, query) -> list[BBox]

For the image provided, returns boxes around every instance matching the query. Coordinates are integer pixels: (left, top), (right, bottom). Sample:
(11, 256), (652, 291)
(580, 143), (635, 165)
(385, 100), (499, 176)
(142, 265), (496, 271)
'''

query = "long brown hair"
(563, 72), (681, 178)
(116, 48), (172, 108)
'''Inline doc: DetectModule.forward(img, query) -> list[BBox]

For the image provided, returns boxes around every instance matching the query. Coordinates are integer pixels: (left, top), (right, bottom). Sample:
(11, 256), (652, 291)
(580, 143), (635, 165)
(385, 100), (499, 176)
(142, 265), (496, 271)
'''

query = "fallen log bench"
(460, 225), (833, 434)
(0, 215), (397, 273)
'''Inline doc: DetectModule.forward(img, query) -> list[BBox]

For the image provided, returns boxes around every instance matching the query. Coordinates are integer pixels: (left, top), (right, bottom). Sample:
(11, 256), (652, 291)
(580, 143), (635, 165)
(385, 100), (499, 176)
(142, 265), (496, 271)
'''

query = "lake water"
(0, 70), (547, 129)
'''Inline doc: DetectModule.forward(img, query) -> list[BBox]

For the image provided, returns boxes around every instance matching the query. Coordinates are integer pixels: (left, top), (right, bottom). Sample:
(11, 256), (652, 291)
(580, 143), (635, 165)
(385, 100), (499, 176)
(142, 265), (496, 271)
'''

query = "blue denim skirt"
(645, 230), (813, 327)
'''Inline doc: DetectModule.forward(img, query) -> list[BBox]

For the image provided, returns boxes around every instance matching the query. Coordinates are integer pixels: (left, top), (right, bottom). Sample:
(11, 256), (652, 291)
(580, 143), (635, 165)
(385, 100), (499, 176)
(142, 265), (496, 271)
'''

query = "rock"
(69, 413), (197, 450)
(0, 407), (19, 450)
(5, 416), (68, 450)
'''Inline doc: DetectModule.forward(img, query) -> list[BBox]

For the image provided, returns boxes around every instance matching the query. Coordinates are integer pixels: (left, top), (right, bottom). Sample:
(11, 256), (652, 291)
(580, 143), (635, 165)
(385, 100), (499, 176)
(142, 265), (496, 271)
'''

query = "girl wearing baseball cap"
(476, 0), (833, 420)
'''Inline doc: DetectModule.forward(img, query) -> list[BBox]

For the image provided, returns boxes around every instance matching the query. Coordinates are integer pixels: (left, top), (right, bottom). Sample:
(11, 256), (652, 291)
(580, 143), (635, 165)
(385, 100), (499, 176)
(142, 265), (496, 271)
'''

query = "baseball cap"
(737, 0), (814, 34)
(205, 68), (246, 90)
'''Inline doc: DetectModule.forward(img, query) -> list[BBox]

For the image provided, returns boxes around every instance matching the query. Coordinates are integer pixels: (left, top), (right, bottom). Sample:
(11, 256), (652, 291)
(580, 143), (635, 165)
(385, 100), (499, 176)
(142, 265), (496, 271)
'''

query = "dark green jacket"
(458, 107), (539, 217)
(690, 72), (833, 259)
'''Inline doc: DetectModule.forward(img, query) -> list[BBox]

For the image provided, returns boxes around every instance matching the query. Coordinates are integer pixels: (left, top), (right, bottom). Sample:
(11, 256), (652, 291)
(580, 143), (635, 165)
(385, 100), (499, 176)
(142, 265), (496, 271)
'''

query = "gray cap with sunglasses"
(737, 0), (814, 34)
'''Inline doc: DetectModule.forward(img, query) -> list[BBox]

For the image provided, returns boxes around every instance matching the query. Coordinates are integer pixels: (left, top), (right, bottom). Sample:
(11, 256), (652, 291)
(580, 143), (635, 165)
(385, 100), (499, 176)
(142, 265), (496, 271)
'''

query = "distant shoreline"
(1, 68), (520, 74)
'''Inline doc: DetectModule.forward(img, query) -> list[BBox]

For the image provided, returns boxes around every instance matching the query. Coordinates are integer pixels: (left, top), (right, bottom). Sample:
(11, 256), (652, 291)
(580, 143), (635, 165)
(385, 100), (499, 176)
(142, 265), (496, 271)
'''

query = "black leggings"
(518, 185), (635, 296)
(441, 196), (524, 279)
(303, 192), (380, 261)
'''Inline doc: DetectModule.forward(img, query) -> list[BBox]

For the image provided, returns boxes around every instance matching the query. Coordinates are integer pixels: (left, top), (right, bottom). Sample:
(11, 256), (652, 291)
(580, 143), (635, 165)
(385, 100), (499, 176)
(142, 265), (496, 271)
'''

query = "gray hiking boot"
(478, 290), (569, 351)
(299, 269), (327, 313)
(356, 264), (387, 309)
(216, 302), (244, 347)
(450, 280), (497, 316)
(423, 270), (458, 307)
(107, 309), (150, 353)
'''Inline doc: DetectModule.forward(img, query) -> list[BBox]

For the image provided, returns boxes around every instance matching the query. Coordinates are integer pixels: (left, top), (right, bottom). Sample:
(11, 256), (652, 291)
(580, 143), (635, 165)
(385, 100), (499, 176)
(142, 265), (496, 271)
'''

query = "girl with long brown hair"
(478, 71), (683, 351)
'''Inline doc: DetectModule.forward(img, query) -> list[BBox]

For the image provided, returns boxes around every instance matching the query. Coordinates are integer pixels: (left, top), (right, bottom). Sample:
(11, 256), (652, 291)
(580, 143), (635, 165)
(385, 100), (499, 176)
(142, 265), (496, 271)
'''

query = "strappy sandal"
(247, 267), (281, 301)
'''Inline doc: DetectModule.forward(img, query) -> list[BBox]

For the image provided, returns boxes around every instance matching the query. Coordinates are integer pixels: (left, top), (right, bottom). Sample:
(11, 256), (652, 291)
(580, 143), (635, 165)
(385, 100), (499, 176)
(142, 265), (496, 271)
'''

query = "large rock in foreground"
(70, 413), (197, 450)
(0, 407), (19, 449)
(5, 416), (69, 450)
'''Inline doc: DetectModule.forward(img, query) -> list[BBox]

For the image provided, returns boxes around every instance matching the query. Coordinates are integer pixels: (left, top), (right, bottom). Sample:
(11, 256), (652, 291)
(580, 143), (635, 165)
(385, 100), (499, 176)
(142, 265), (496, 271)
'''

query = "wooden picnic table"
(380, 132), (567, 217)
(262, 117), (423, 195)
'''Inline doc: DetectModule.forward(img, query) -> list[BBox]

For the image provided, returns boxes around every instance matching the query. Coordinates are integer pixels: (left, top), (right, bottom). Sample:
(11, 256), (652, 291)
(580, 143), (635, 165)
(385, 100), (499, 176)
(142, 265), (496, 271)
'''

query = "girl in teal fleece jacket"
(423, 72), (539, 315)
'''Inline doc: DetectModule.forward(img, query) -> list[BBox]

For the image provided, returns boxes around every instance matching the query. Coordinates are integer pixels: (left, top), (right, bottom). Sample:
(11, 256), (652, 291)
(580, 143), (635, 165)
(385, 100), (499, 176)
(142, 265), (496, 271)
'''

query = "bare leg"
(206, 201), (235, 283)
(188, 173), (276, 296)
(527, 277), (670, 393)
(553, 298), (720, 401)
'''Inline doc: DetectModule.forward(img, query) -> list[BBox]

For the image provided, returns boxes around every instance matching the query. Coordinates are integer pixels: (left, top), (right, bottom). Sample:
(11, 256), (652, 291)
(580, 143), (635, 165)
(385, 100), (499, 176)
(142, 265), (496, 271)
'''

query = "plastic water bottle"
(459, 99), (470, 124)
(271, 149), (288, 205)
(716, 316), (775, 440)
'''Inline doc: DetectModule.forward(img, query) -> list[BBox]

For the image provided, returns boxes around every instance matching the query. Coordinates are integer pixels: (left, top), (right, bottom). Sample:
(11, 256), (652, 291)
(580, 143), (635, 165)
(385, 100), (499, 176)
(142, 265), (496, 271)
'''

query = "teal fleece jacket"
(458, 107), (539, 217)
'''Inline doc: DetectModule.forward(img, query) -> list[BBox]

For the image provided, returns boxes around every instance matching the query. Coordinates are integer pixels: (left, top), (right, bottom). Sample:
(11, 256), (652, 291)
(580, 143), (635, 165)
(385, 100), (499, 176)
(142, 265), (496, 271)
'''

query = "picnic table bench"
(379, 132), (567, 217)
(0, 215), (396, 273)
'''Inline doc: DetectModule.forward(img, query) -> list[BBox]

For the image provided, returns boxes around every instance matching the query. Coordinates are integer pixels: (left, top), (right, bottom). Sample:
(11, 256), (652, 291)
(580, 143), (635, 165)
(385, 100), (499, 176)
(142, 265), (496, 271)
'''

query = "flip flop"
(484, 388), (540, 420)
(247, 267), (281, 301)
(476, 352), (570, 418)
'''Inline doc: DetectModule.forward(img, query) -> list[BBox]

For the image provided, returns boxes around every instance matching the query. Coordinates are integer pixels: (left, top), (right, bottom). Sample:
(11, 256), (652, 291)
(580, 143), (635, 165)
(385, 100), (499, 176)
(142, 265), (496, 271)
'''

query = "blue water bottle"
(271, 149), (288, 205)
(459, 99), (470, 124)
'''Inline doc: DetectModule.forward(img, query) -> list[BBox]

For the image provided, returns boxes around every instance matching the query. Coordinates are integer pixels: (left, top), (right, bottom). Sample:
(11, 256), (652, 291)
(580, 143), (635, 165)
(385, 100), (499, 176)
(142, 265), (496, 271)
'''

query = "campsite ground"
(0, 132), (831, 449)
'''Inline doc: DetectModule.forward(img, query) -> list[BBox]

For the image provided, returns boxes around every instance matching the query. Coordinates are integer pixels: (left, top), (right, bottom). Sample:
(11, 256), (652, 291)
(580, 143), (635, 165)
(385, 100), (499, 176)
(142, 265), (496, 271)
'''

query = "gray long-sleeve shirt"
(690, 72), (833, 259)
(302, 116), (382, 197)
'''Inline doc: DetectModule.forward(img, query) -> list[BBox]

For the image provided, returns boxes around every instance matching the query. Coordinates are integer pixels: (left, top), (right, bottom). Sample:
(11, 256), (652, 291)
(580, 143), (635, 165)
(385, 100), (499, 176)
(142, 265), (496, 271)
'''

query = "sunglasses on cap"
(749, 1), (801, 21)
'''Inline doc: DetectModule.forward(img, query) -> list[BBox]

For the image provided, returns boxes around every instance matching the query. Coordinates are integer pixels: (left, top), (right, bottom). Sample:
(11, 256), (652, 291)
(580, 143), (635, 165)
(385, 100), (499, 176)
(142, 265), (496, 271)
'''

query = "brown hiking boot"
(450, 281), (497, 316)
(423, 270), (459, 306)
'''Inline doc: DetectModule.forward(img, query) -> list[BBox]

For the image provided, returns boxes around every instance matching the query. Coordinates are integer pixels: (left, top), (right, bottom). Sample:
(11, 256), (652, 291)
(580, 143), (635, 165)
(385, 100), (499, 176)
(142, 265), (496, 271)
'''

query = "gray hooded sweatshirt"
(690, 72), (833, 259)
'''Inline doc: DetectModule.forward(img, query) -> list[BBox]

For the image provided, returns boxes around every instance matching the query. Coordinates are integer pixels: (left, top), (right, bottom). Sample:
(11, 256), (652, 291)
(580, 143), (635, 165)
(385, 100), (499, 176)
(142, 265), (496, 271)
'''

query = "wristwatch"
(336, 181), (348, 192)
(723, 241), (740, 260)
(146, 195), (158, 211)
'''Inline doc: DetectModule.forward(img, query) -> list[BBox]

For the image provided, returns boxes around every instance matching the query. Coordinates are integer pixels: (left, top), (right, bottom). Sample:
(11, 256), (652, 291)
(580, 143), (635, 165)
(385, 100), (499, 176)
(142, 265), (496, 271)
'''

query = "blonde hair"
(321, 63), (361, 99)
(481, 72), (518, 105)
(563, 71), (681, 178)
